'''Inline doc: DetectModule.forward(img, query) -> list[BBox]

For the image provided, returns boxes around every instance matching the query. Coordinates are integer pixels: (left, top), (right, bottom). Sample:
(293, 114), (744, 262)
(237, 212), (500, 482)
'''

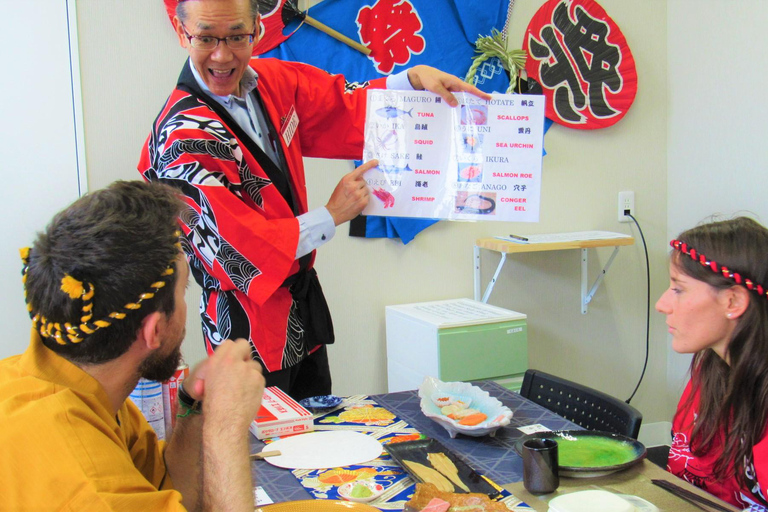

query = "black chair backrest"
(519, 369), (643, 439)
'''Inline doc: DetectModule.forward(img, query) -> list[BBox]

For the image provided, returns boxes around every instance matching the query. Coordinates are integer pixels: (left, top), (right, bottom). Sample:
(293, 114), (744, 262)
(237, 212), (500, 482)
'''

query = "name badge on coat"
(281, 105), (299, 147)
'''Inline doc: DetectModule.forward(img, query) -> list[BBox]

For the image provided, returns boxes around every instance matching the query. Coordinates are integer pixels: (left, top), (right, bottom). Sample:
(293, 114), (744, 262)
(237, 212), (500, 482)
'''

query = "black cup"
(522, 438), (559, 494)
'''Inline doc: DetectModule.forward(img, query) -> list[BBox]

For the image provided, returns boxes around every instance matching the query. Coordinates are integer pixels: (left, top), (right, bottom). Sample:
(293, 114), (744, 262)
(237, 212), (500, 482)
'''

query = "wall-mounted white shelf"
(473, 232), (635, 314)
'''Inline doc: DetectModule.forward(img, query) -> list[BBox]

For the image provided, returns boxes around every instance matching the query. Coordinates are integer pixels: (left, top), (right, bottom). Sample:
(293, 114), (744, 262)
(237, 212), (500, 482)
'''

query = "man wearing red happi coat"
(139, 0), (489, 399)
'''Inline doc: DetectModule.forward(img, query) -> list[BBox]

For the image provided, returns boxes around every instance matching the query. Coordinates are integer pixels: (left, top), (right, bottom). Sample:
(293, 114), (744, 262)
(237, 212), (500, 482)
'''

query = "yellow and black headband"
(20, 238), (180, 345)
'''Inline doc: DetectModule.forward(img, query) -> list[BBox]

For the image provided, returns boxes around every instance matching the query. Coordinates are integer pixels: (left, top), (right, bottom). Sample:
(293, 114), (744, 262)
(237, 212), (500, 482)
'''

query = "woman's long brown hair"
(672, 217), (768, 487)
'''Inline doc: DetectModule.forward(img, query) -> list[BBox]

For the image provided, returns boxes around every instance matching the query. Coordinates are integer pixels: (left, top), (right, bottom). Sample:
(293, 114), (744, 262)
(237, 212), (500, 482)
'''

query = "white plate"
(547, 490), (658, 512)
(617, 494), (658, 512)
(548, 490), (635, 512)
(264, 431), (383, 469)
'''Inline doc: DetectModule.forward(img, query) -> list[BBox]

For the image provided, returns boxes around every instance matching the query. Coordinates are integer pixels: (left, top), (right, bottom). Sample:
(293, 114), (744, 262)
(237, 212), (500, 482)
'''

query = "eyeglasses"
(181, 24), (257, 51)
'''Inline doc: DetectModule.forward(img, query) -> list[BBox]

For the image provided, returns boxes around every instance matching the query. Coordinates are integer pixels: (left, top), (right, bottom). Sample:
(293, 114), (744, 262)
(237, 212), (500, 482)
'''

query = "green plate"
(514, 430), (647, 478)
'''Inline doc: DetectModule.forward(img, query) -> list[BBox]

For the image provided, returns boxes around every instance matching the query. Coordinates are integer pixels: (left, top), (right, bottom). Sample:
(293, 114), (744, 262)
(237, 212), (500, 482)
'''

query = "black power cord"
(625, 213), (650, 404)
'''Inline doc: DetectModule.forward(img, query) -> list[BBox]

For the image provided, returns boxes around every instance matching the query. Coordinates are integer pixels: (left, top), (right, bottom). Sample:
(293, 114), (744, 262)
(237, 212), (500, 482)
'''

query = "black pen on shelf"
(507, 234), (528, 242)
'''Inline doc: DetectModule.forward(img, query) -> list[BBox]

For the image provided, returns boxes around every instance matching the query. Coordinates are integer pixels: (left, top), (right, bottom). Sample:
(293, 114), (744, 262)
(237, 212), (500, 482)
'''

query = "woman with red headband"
(657, 217), (768, 509)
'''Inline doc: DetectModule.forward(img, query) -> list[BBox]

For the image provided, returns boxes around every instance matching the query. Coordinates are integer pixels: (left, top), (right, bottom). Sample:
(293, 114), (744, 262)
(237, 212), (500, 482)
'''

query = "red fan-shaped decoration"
(523, 0), (637, 130)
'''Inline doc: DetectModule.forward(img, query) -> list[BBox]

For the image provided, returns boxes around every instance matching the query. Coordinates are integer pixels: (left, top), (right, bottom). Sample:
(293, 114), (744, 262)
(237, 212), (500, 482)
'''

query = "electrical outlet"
(618, 191), (635, 222)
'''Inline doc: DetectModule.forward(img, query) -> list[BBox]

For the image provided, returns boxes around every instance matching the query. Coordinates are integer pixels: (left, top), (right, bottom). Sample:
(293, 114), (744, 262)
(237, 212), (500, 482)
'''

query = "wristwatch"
(177, 382), (202, 413)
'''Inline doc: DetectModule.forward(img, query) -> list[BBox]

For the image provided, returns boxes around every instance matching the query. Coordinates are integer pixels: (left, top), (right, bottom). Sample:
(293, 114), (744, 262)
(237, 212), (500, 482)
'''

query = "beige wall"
(0, 1), (84, 360)
(75, 1), (672, 422)
(666, 0), (768, 396)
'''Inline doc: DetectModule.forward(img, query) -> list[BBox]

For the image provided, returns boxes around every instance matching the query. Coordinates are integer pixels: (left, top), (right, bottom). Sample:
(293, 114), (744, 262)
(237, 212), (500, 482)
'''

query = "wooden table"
(506, 459), (739, 512)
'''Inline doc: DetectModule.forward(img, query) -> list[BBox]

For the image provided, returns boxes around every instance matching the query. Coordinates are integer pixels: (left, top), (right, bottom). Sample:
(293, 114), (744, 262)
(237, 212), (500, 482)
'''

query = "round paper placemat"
(264, 431), (383, 469)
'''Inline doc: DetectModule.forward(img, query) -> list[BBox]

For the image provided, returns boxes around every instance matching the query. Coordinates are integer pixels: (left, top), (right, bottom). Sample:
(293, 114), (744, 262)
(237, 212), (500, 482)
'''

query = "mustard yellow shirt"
(0, 331), (186, 511)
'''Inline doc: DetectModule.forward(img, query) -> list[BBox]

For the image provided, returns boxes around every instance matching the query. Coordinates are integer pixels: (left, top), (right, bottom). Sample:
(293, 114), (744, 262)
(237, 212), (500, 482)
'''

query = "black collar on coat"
(176, 60), (299, 214)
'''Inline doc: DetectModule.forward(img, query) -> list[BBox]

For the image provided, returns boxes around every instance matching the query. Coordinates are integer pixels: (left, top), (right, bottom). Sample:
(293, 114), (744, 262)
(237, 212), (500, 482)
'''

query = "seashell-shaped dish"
(418, 377), (512, 438)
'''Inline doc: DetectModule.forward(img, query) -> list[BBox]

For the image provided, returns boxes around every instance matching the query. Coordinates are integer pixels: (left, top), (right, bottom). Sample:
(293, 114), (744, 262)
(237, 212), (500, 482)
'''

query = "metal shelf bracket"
(581, 246), (621, 314)
(474, 245), (624, 314)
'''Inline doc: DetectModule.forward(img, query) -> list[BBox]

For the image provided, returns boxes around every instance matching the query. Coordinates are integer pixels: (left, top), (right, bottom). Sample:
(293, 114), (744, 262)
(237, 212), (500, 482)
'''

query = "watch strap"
(177, 381), (202, 412)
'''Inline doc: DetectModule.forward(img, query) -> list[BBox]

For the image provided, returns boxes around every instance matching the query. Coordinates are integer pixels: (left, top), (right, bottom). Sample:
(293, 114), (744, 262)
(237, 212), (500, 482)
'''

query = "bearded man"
(0, 180), (265, 511)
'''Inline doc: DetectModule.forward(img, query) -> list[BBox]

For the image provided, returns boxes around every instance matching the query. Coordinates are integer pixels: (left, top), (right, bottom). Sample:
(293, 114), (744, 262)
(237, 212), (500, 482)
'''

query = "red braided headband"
(671, 239), (768, 299)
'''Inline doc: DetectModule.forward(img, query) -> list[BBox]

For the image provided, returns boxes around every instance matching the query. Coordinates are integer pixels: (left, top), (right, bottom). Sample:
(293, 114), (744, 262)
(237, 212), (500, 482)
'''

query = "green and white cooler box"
(385, 298), (527, 393)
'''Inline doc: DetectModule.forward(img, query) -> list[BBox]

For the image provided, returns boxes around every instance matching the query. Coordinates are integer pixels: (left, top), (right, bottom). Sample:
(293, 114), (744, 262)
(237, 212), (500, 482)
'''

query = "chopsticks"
(250, 450), (281, 460)
(651, 479), (734, 512)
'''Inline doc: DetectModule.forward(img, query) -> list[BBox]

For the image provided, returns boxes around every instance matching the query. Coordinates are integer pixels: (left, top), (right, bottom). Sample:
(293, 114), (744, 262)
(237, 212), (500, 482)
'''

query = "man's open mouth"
(209, 69), (235, 78)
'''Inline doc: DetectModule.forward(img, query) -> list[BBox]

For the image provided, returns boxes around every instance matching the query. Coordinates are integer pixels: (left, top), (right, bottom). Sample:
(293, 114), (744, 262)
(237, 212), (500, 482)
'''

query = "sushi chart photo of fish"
(376, 106), (413, 119)
(377, 163), (413, 174)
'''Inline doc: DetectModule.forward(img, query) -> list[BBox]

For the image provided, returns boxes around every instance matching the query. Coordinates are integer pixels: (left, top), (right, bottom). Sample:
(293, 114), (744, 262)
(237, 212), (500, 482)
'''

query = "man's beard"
(139, 342), (183, 382)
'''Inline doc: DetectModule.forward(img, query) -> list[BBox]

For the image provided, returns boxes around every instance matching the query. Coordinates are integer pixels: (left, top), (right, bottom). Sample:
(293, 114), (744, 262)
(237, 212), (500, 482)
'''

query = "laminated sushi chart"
(362, 90), (546, 222)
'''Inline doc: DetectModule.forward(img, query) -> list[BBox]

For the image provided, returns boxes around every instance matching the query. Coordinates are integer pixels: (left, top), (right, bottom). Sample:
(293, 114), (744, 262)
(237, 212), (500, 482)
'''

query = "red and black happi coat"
(669, 378), (768, 508)
(139, 58), (384, 372)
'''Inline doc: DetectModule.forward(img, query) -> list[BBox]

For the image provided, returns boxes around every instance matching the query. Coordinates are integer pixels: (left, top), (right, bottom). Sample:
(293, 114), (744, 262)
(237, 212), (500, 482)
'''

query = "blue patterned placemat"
(250, 382), (581, 507)
(264, 395), (532, 510)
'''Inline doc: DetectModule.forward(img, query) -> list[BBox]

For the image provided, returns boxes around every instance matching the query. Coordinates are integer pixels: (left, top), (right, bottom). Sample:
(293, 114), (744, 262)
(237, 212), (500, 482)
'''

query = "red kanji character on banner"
(356, 0), (426, 74)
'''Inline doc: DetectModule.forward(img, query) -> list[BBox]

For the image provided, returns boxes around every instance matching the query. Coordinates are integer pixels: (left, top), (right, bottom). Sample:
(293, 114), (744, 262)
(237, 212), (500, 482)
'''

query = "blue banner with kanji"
(262, 0), (513, 87)
(261, 0), (515, 243)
